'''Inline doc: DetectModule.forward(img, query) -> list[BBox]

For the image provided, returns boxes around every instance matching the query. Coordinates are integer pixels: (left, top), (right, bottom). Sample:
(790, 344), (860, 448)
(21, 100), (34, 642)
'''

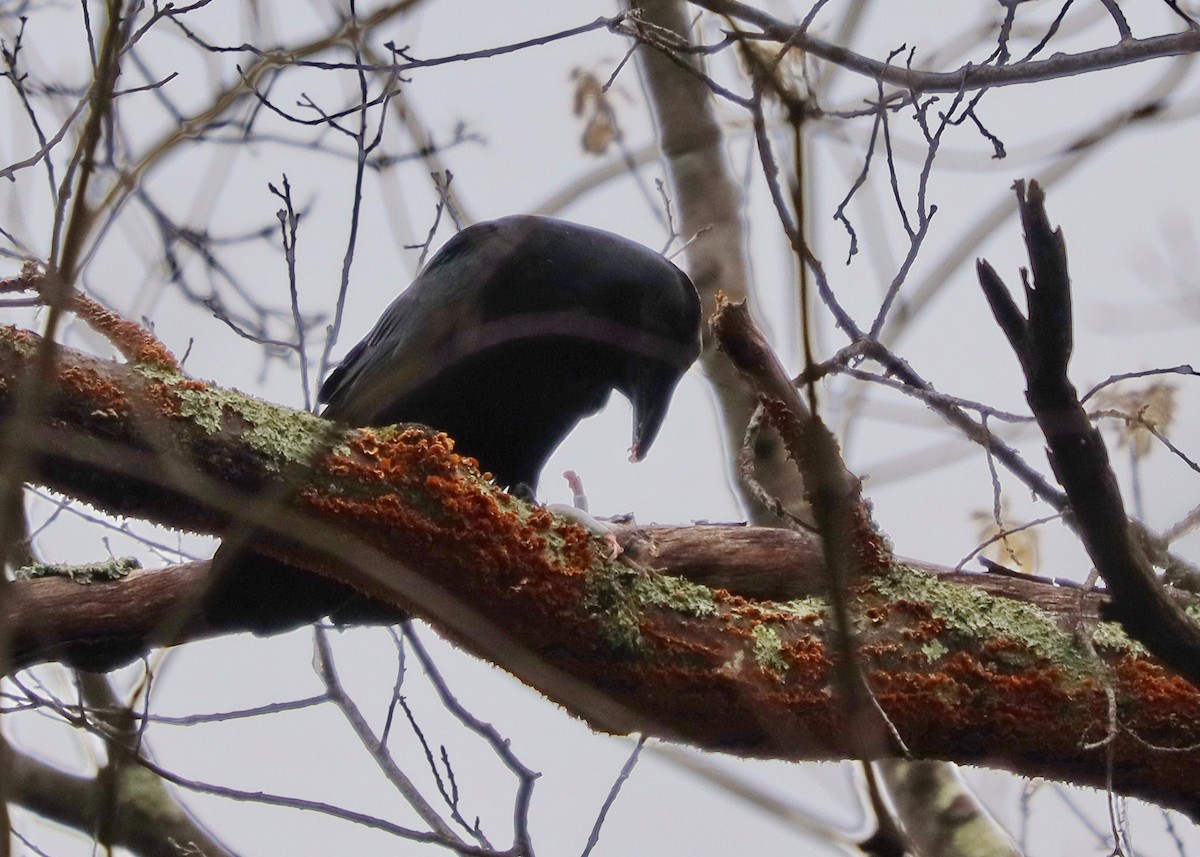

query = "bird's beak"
(627, 364), (683, 462)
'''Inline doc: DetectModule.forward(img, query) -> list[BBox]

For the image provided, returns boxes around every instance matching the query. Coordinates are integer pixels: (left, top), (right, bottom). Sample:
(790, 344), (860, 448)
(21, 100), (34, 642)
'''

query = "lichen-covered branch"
(4, 326), (1200, 816)
(710, 297), (888, 580)
(4, 521), (1168, 669)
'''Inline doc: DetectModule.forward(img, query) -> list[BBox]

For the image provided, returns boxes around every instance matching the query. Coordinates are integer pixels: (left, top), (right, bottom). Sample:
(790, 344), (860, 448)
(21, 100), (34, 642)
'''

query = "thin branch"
(1080, 365), (1200, 404)
(580, 737), (644, 857)
(312, 626), (463, 843)
(404, 625), (540, 855)
(693, 0), (1200, 93)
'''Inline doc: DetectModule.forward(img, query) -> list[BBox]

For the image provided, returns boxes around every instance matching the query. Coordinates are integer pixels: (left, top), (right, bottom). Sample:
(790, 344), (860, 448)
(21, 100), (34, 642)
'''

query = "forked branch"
(977, 179), (1200, 689)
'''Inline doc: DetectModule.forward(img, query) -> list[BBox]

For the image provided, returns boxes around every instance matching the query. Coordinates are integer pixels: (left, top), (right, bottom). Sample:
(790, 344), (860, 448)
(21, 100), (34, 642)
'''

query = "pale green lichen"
(15, 556), (140, 584)
(586, 564), (719, 654)
(183, 386), (336, 466)
(768, 598), (826, 622)
(1091, 621), (1144, 655)
(132, 362), (183, 384)
(585, 566), (646, 653)
(752, 623), (787, 674)
(873, 564), (1095, 678)
(632, 572), (719, 617)
(921, 639), (948, 662)
(139, 365), (349, 470)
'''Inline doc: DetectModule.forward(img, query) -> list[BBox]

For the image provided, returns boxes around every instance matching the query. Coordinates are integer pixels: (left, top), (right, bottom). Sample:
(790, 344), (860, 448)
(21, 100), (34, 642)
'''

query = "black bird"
(318, 215), (702, 493)
(205, 215), (702, 633)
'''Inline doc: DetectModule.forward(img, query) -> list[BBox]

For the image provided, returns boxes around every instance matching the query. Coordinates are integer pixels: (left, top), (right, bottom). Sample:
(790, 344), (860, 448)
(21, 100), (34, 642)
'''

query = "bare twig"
(312, 626), (463, 843)
(580, 737), (644, 857)
(269, 175), (312, 409)
(692, 0), (1200, 93)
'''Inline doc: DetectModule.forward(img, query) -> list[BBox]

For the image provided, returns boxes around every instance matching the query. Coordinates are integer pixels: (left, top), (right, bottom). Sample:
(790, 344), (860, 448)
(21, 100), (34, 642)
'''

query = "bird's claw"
(551, 471), (622, 558)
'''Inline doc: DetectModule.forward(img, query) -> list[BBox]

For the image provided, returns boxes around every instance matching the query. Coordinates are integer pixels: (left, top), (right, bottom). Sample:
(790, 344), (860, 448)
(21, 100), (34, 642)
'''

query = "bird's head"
(476, 216), (704, 468)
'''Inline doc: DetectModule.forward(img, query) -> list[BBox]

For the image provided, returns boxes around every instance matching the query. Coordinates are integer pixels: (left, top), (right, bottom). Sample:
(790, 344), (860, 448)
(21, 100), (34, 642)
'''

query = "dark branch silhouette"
(978, 180), (1200, 690)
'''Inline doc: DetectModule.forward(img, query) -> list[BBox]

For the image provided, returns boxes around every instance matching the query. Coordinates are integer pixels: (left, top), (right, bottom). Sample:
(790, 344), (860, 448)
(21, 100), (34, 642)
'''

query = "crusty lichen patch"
(751, 623), (787, 675)
(633, 572), (719, 617)
(586, 564), (720, 654)
(876, 564), (1183, 666)
(15, 556), (140, 584)
(140, 363), (346, 470)
(872, 564), (1096, 678)
(921, 639), (949, 662)
(762, 598), (825, 622)
(1091, 621), (1144, 656)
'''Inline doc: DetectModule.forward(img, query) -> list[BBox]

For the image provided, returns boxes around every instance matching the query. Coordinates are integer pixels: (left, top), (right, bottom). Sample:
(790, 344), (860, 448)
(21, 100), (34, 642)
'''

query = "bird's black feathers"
(317, 215), (701, 491)
(205, 215), (701, 634)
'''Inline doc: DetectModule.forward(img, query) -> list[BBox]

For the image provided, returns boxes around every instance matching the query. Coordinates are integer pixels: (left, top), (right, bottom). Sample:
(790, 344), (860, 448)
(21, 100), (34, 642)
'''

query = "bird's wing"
(318, 222), (520, 422)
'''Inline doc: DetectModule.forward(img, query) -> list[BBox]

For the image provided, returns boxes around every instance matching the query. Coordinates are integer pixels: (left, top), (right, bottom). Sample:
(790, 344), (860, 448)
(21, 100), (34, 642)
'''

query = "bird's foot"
(550, 471), (622, 558)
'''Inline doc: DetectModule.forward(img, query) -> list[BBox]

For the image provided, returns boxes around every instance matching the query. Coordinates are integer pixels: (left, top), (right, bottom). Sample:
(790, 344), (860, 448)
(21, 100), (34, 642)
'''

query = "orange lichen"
(70, 292), (179, 371)
(57, 364), (131, 417)
(864, 605), (889, 624)
(859, 641), (904, 659)
(0, 272), (179, 371)
(978, 636), (1036, 659)
(555, 521), (597, 570)
(715, 592), (746, 610)
(297, 436), (602, 601)
(781, 637), (831, 676)
(326, 428), (473, 488)
(900, 616), (948, 642)
(885, 598), (936, 622)
(1114, 657), (1200, 714)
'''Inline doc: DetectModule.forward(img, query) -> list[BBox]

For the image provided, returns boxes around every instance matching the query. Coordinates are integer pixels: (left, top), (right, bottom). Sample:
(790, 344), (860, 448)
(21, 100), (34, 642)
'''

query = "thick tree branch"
(977, 180), (1200, 691)
(3, 328), (1200, 816)
(3, 523), (1169, 670)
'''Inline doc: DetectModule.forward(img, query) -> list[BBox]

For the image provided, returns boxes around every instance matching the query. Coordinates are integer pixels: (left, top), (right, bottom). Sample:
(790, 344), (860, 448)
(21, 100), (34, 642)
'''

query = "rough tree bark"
(2, 323), (1200, 818)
